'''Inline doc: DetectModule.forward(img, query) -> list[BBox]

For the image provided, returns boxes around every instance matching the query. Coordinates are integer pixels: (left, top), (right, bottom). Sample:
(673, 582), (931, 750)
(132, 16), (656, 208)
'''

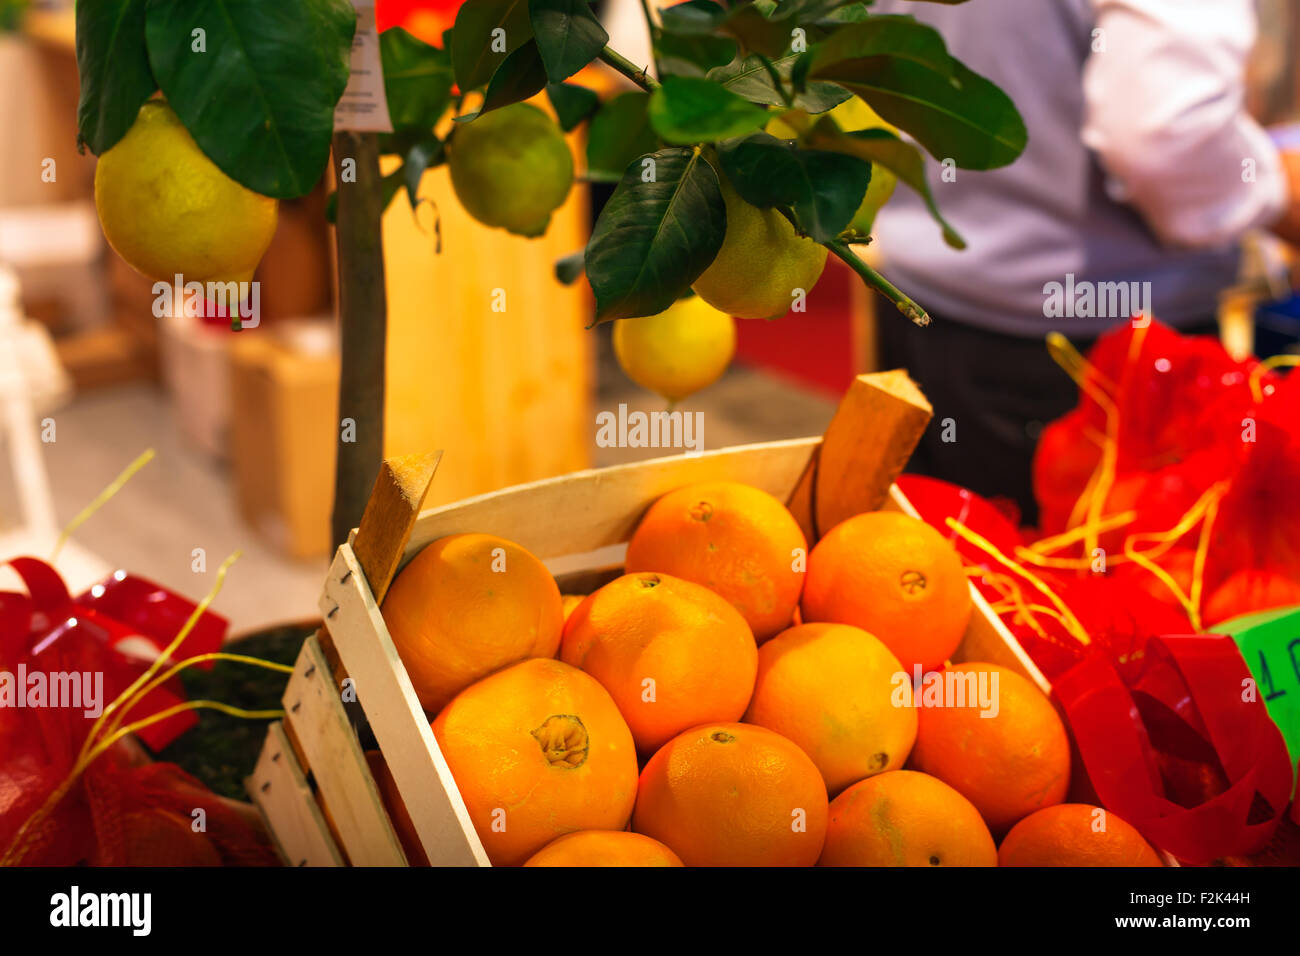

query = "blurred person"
(868, 0), (1300, 524)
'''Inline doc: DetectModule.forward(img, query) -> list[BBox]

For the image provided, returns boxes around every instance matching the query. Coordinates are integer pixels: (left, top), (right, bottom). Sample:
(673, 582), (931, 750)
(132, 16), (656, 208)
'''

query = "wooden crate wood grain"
(250, 371), (1048, 866)
(247, 721), (345, 867)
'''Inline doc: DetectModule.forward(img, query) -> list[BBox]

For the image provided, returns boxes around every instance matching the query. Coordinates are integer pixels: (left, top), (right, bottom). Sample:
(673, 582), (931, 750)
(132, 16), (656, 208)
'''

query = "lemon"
(93, 101), (278, 286)
(448, 103), (574, 238)
(766, 99), (898, 236)
(612, 296), (736, 402)
(692, 170), (828, 320)
(829, 98), (898, 235)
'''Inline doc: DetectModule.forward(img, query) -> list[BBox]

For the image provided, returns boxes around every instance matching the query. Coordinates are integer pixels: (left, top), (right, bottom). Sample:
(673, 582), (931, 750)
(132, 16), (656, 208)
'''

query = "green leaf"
(805, 115), (965, 247)
(529, 0), (608, 83)
(585, 147), (726, 321)
(456, 39), (548, 120)
(815, 2), (870, 24)
(717, 132), (870, 242)
(554, 249), (585, 285)
(145, 0), (356, 199)
(380, 27), (455, 130)
(708, 54), (850, 112)
(720, 5), (797, 59)
(75, 0), (156, 154)
(648, 76), (769, 145)
(833, 57), (1027, 169)
(401, 135), (445, 208)
(586, 91), (659, 182)
(655, 31), (738, 78)
(808, 15), (954, 78)
(451, 0), (533, 91)
(547, 81), (600, 131)
(658, 0), (728, 35)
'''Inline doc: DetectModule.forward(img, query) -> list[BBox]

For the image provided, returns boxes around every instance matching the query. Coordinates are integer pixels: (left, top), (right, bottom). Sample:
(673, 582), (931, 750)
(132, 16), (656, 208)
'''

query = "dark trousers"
(875, 314), (1216, 527)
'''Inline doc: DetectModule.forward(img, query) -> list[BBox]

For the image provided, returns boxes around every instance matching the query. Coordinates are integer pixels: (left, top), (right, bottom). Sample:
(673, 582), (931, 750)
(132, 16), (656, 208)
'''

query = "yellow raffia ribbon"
(1, 454), (291, 866)
(1248, 353), (1300, 404)
(1044, 331), (1130, 556)
(80, 550), (243, 762)
(51, 448), (156, 561)
(946, 516), (1091, 646)
(1121, 481), (1229, 633)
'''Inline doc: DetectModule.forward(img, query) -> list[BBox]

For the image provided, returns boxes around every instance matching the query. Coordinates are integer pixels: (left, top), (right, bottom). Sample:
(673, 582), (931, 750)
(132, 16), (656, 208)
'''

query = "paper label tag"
(334, 0), (393, 134)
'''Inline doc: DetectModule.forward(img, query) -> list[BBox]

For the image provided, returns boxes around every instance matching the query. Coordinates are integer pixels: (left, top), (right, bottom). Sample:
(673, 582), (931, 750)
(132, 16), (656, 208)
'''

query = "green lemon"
(692, 171), (828, 320)
(612, 296), (736, 402)
(93, 101), (278, 286)
(448, 103), (574, 238)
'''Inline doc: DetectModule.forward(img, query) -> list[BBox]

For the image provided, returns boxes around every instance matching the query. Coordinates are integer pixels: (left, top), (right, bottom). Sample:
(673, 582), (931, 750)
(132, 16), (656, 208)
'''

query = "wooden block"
(402, 437), (821, 566)
(322, 545), (490, 866)
(281, 634), (408, 866)
(246, 721), (345, 867)
(814, 370), (932, 537)
(353, 452), (442, 604)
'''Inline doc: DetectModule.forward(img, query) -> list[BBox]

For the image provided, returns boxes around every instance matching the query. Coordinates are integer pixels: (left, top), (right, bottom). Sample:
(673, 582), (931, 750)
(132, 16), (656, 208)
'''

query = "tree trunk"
(330, 131), (388, 550)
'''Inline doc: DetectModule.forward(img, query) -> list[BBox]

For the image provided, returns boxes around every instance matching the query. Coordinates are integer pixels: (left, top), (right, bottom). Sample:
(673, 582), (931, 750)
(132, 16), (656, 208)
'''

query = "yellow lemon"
(692, 171), (828, 320)
(829, 98), (898, 234)
(93, 101), (278, 287)
(612, 296), (736, 402)
(448, 103), (574, 238)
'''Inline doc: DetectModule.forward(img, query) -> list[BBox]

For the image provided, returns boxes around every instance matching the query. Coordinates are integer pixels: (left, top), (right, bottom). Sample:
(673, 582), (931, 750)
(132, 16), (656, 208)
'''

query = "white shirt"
(866, 0), (1289, 335)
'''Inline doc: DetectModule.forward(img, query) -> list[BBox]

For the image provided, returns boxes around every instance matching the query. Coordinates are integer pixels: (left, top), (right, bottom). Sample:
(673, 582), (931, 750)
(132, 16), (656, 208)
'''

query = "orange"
(523, 830), (684, 867)
(625, 481), (807, 641)
(998, 804), (1163, 867)
(743, 622), (916, 794)
(819, 770), (997, 867)
(365, 750), (429, 866)
(911, 662), (1069, 834)
(801, 510), (971, 674)
(561, 593), (587, 623)
(561, 572), (757, 754)
(432, 657), (639, 866)
(633, 722), (828, 866)
(382, 533), (563, 714)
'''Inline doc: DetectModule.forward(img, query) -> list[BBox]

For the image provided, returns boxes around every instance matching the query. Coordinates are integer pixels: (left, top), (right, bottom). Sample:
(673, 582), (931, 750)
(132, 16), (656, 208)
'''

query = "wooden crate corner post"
(320, 452), (490, 867)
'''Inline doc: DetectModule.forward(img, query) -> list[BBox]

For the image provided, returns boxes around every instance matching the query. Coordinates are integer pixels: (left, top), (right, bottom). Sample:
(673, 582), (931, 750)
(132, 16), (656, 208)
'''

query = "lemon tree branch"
(825, 239), (931, 328)
(598, 46), (661, 91)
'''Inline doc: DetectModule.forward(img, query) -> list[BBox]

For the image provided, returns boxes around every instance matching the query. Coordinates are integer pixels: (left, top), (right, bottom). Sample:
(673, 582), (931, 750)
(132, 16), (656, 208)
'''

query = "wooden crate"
(246, 371), (1047, 867)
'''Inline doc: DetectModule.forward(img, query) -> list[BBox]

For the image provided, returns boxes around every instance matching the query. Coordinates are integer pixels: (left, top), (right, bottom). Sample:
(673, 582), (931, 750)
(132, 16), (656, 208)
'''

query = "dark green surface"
(155, 625), (312, 800)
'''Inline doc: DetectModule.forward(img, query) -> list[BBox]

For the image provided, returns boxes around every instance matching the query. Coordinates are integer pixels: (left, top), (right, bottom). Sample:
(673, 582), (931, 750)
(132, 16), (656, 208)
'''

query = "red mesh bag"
(1, 558), (278, 866)
(1034, 322), (1264, 544)
(1201, 370), (1300, 622)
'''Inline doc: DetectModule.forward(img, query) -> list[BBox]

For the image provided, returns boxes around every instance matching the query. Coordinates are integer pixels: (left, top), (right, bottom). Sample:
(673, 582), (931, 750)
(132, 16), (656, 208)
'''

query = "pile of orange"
(377, 481), (1162, 867)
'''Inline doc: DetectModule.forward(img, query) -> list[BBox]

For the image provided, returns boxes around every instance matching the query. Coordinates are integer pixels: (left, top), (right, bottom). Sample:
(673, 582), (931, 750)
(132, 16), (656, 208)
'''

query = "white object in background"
(0, 201), (107, 331)
(0, 264), (111, 594)
(158, 308), (232, 460)
(602, 0), (657, 81)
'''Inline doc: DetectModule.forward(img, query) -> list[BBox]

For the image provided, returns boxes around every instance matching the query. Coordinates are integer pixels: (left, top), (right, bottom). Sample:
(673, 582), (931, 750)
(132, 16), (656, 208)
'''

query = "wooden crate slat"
(282, 634), (409, 866)
(322, 545), (490, 867)
(400, 436), (820, 564)
(246, 721), (345, 867)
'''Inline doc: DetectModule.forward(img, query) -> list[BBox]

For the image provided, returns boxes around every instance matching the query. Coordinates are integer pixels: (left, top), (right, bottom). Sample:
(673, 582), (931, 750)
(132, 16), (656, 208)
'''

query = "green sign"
(1217, 604), (1300, 797)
